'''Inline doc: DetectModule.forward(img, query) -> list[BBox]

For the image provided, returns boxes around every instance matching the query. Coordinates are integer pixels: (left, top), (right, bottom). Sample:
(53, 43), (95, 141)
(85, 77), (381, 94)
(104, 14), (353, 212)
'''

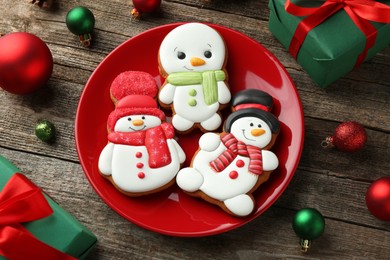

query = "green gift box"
(268, 0), (390, 88)
(0, 155), (97, 259)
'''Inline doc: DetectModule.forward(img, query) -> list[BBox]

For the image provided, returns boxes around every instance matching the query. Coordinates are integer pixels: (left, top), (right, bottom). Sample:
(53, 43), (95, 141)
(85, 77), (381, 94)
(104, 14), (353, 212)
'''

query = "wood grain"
(1, 0), (389, 259)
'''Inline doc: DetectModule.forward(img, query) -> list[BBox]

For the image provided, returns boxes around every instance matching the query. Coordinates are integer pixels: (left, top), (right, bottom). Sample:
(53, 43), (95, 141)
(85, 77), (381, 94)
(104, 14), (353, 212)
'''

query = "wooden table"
(1, 0), (389, 259)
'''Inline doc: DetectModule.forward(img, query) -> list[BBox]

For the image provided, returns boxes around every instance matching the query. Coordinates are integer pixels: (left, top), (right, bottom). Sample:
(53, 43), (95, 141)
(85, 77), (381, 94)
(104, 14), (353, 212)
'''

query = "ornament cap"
(299, 239), (311, 253)
(79, 33), (92, 47)
(321, 136), (334, 149)
(131, 8), (142, 19)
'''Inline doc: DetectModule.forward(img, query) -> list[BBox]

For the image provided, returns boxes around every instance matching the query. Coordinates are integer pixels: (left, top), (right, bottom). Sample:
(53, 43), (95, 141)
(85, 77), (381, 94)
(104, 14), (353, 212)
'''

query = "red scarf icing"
(108, 123), (175, 168)
(210, 133), (263, 175)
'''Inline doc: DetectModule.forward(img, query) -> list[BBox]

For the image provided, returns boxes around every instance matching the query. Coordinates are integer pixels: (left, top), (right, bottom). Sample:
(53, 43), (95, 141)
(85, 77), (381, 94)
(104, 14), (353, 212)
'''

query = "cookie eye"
(204, 51), (212, 58)
(127, 117), (132, 121)
(257, 124), (262, 128)
(250, 123), (254, 127)
(177, 51), (186, 60)
(141, 116), (145, 120)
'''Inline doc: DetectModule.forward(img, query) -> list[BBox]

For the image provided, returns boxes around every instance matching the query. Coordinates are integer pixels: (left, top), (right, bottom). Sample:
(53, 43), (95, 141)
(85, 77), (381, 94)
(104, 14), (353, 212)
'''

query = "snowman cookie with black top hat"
(176, 89), (280, 217)
(98, 71), (186, 196)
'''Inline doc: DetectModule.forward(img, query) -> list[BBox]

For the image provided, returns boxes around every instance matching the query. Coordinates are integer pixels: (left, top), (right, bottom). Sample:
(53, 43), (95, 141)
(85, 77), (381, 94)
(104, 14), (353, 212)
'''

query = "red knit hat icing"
(107, 95), (165, 132)
(108, 71), (165, 132)
(110, 71), (158, 102)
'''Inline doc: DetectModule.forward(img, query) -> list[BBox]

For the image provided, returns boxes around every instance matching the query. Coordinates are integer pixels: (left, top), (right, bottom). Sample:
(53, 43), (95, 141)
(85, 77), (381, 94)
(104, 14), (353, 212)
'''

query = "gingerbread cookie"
(158, 23), (231, 133)
(98, 71), (186, 196)
(176, 89), (280, 216)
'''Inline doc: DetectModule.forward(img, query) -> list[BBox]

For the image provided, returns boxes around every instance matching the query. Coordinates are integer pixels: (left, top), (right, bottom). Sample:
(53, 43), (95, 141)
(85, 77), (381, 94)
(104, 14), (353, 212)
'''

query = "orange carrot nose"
(251, 128), (265, 137)
(132, 119), (144, 126)
(190, 57), (206, 66)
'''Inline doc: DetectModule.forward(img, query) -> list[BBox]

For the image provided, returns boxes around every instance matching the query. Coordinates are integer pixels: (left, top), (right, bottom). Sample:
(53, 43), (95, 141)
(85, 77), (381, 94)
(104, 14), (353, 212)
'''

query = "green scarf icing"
(167, 70), (226, 105)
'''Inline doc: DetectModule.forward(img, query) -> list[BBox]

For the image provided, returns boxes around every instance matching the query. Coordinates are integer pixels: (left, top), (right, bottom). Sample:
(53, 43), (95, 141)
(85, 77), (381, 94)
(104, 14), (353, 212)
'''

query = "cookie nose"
(251, 128), (265, 137)
(190, 57), (206, 66)
(132, 119), (144, 126)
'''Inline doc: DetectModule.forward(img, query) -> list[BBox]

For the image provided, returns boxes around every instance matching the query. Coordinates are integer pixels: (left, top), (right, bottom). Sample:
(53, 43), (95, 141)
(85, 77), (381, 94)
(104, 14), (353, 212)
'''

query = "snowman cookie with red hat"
(176, 89), (280, 216)
(98, 71), (186, 196)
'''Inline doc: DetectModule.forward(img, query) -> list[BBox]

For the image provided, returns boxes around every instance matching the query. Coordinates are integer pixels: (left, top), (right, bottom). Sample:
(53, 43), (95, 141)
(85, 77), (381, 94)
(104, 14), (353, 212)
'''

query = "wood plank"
(1, 0), (390, 258)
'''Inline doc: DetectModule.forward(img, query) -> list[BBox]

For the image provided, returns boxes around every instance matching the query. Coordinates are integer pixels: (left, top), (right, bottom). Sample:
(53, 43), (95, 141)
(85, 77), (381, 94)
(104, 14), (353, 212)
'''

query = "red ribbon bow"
(285, 0), (390, 66)
(0, 173), (76, 260)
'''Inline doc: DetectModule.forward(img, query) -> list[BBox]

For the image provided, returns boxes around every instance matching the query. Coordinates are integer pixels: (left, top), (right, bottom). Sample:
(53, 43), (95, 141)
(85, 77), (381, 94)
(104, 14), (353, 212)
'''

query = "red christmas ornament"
(0, 32), (53, 95)
(321, 121), (367, 153)
(131, 0), (162, 19)
(365, 177), (390, 221)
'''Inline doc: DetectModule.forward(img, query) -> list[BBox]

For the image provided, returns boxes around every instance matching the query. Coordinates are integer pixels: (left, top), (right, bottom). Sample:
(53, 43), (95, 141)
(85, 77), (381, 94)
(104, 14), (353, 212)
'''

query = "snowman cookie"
(98, 71), (186, 196)
(158, 23), (231, 133)
(176, 89), (280, 216)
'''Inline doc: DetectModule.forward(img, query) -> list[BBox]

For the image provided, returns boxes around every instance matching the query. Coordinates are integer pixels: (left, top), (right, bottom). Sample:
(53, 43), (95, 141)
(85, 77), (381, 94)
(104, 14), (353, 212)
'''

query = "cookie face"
(158, 23), (231, 133)
(176, 89), (280, 217)
(159, 23), (226, 75)
(98, 71), (186, 196)
(229, 117), (273, 149)
(114, 115), (162, 132)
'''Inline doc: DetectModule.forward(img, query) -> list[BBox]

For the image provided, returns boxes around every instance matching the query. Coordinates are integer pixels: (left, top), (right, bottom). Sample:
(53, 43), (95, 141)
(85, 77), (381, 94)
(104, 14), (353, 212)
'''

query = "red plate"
(75, 23), (304, 237)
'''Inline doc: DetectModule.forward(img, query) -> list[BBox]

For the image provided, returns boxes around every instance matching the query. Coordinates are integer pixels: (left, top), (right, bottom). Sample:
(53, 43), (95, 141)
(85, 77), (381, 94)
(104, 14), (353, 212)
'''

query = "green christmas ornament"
(66, 6), (95, 47)
(292, 208), (325, 252)
(35, 120), (56, 142)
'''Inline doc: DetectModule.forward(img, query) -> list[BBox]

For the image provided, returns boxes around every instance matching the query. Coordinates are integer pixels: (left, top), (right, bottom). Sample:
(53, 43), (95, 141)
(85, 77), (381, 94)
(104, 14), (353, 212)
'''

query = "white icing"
(114, 115), (162, 132)
(170, 138), (186, 164)
(171, 114), (195, 132)
(176, 115), (279, 216)
(217, 81), (231, 104)
(224, 194), (254, 217)
(177, 140), (258, 201)
(230, 117), (273, 149)
(98, 142), (114, 175)
(158, 83), (176, 105)
(158, 23), (231, 131)
(199, 132), (220, 152)
(99, 140), (183, 193)
(176, 167), (204, 192)
(261, 150), (279, 171)
(99, 114), (185, 194)
(170, 84), (219, 122)
(190, 150), (258, 201)
(200, 113), (222, 132)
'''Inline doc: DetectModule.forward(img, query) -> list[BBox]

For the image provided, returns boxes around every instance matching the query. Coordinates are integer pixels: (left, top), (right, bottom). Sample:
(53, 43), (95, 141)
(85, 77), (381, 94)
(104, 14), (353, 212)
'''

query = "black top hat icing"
(224, 89), (280, 134)
(232, 89), (274, 112)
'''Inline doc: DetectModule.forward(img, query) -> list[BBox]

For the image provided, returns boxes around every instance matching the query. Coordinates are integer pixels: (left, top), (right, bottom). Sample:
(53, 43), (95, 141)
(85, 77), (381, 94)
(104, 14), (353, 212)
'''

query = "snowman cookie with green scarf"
(158, 23), (231, 133)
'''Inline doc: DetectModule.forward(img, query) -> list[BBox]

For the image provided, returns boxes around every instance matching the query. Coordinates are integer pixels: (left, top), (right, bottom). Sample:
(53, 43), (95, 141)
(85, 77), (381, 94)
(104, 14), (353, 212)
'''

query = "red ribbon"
(285, 0), (390, 66)
(0, 173), (76, 260)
